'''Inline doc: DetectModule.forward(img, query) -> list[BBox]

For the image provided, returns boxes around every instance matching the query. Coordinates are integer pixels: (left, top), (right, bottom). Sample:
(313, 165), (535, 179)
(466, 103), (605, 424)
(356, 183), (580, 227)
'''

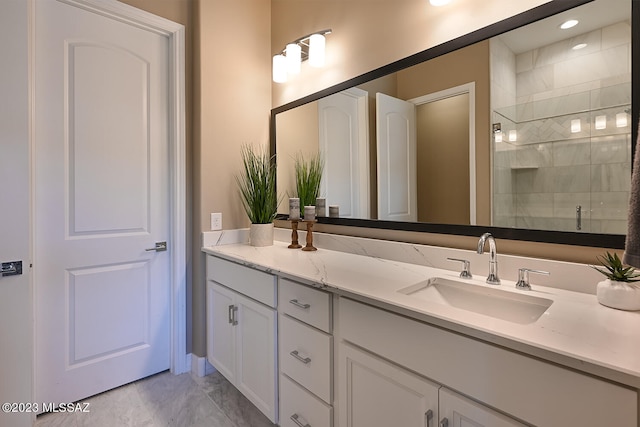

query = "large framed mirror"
(271, 0), (635, 248)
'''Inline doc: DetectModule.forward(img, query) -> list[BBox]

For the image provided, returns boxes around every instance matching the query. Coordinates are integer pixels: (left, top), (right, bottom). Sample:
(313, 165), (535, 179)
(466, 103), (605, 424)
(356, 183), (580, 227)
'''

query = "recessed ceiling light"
(572, 43), (587, 50)
(560, 19), (579, 30)
(430, 0), (451, 5)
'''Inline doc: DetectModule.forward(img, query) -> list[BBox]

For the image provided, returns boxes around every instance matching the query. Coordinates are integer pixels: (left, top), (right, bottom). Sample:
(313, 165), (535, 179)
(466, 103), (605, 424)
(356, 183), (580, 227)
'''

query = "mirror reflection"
(275, 0), (631, 235)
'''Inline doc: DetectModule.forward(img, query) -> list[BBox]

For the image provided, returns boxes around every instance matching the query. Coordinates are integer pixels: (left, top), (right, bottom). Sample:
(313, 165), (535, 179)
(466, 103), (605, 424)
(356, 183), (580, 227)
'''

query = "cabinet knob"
(290, 413), (311, 427)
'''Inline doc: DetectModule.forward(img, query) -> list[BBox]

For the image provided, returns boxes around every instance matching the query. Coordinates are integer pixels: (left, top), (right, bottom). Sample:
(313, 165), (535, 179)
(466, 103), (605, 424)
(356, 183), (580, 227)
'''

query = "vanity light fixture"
(560, 19), (579, 30)
(272, 29), (332, 83)
(595, 115), (607, 130)
(429, 0), (451, 6)
(492, 123), (503, 143)
(272, 54), (287, 83)
(616, 112), (628, 128)
(571, 119), (581, 133)
(286, 43), (302, 74)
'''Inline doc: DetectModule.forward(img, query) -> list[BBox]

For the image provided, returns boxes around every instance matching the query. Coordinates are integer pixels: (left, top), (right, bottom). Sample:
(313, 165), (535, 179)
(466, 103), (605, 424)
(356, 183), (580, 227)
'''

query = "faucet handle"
(447, 258), (472, 279)
(516, 268), (550, 290)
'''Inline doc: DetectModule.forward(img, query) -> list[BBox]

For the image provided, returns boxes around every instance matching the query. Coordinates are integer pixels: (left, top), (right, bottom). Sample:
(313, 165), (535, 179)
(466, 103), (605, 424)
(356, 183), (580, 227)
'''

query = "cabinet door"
(439, 388), (525, 427)
(338, 342), (439, 427)
(235, 292), (278, 423)
(207, 282), (236, 383)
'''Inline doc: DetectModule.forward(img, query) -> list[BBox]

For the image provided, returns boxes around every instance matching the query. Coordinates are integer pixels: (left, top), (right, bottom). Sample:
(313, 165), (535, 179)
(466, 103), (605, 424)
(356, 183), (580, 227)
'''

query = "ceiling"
(498, 0), (630, 54)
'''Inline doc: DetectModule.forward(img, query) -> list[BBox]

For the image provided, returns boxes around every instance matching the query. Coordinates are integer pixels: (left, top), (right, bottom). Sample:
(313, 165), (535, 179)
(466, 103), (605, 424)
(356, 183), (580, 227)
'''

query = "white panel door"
(207, 282), (237, 382)
(339, 342), (439, 427)
(318, 88), (370, 218)
(235, 293), (277, 423)
(376, 92), (417, 221)
(439, 388), (526, 427)
(35, 0), (171, 405)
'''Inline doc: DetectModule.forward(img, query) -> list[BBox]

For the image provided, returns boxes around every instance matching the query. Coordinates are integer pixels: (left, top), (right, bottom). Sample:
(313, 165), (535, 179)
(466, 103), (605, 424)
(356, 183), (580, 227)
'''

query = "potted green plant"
(294, 152), (324, 208)
(236, 145), (279, 246)
(591, 252), (640, 311)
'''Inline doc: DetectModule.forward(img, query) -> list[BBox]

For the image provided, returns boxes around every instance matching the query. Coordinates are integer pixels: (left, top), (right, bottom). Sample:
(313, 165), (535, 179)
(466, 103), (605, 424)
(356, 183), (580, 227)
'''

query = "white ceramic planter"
(596, 279), (640, 311)
(249, 223), (274, 247)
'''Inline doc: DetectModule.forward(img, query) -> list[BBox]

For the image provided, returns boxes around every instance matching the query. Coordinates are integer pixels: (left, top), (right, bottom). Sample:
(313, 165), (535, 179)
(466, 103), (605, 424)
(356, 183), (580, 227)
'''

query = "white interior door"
(35, 0), (172, 405)
(376, 93), (417, 221)
(318, 88), (370, 218)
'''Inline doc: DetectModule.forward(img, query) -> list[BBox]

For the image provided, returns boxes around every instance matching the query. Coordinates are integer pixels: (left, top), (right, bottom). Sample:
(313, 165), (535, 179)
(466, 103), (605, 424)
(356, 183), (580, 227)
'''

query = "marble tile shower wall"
(493, 21), (631, 234)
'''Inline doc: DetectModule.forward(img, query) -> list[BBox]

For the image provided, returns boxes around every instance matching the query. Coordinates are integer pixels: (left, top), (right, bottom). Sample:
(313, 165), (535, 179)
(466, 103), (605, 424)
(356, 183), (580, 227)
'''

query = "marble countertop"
(203, 241), (640, 388)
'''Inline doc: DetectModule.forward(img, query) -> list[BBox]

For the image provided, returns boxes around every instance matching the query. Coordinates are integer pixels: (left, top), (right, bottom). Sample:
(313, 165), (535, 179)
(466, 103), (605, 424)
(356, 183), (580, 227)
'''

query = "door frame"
(29, 0), (188, 378)
(408, 82), (477, 225)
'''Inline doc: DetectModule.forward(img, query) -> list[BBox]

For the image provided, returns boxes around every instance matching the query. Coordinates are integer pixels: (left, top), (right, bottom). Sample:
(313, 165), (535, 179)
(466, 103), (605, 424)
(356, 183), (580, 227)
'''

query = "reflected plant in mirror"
(294, 152), (324, 208)
(272, 0), (633, 248)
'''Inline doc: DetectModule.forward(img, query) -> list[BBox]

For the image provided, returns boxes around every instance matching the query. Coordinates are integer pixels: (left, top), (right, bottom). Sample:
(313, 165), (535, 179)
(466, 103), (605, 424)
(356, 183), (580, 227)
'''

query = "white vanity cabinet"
(338, 342), (524, 427)
(337, 297), (637, 427)
(206, 255), (278, 423)
(278, 278), (334, 427)
(339, 342), (439, 427)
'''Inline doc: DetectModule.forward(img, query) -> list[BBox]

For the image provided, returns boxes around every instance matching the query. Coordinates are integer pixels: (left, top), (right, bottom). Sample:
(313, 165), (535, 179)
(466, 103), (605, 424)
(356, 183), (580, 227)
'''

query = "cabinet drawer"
(206, 255), (276, 308)
(280, 374), (332, 427)
(279, 278), (331, 332)
(279, 314), (332, 403)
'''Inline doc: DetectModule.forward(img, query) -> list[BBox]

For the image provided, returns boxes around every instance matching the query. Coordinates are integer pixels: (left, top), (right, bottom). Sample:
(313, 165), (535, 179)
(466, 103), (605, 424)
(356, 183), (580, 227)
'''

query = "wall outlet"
(211, 212), (222, 231)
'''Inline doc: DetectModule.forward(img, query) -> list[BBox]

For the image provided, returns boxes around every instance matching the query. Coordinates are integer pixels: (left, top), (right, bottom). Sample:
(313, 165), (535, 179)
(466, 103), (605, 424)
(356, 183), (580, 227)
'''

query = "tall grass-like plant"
(236, 145), (279, 224)
(294, 152), (324, 207)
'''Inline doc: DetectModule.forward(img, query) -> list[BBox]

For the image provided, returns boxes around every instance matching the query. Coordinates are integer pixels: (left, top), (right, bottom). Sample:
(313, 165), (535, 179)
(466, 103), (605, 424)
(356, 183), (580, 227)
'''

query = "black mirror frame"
(270, 0), (636, 249)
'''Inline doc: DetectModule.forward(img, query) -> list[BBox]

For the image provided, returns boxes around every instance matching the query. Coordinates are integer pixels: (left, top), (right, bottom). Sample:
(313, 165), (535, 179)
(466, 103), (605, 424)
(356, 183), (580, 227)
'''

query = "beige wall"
(275, 102), (319, 213)
(398, 40), (491, 225)
(272, 0), (552, 107)
(121, 0), (272, 356)
(271, 0), (619, 265)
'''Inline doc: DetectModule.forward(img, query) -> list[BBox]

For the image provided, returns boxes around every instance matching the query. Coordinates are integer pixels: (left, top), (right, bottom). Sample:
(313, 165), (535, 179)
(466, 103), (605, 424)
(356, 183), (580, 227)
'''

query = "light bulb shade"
(508, 130), (517, 142)
(309, 34), (326, 67)
(571, 119), (581, 133)
(595, 115), (607, 130)
(286, 43), (301, 74)
(494, 131), (503, 143)
(272, 54), (287, 83)
(616, 112), (628, 128)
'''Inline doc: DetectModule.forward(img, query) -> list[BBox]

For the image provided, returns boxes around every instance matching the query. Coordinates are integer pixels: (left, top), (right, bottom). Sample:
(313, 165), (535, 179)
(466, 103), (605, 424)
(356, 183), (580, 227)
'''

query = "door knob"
(145, 242), (167, 252)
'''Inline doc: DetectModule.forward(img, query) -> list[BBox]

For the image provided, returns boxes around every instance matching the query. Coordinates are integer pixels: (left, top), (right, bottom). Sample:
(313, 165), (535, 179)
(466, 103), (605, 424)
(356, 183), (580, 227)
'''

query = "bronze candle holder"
(301, 220), (317, 251)
(288, 219), (302, 249)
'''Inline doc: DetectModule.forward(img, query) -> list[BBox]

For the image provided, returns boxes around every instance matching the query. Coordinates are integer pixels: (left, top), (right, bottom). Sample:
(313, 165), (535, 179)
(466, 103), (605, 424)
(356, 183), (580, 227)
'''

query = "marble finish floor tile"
(35, 370), (267, 427)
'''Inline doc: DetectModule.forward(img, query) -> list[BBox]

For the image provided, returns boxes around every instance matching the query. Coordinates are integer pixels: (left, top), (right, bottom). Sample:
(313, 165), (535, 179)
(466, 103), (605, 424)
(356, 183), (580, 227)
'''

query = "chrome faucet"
(477, 232), (500, 285)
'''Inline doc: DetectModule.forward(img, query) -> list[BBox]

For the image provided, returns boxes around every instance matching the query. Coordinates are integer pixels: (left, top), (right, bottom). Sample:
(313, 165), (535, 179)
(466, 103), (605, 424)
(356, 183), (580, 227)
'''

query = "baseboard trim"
(189, 353), (215, 377)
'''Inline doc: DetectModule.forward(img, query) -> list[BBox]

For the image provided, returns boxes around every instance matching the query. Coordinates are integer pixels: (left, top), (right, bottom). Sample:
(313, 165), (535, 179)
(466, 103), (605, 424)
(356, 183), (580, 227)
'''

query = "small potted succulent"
(236, 145), (279, 246)
(591, 252), (640, 311)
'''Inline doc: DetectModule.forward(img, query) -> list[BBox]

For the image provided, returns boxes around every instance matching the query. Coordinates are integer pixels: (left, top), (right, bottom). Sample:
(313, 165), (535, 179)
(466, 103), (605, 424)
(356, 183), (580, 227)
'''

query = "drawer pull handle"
(290, 413), (311, 427)
(289, 299), (310, 309)
(228, 305), (238, 325)
(425, 409), (433, 427)
(290, 350), (311, 364)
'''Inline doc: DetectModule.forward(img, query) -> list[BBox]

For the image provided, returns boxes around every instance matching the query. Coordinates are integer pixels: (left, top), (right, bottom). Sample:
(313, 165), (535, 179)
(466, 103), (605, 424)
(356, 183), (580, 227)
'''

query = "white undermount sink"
(398, 277), (553, 324)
